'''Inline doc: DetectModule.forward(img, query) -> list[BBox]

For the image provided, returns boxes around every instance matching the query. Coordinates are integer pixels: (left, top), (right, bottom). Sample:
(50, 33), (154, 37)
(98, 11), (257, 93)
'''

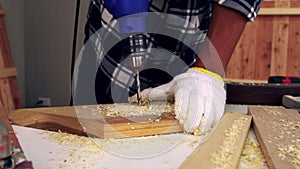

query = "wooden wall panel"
(242, 23), (257, 79)
(270, 1), (290, 76)
(226, 0), (300, 80)
(287, 1), (300, 76)
(254, 16), (273, 79)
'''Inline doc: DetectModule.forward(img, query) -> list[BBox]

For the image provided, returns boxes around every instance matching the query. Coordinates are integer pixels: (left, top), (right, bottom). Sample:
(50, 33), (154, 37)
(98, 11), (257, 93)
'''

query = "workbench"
(11, 104), (265, 169)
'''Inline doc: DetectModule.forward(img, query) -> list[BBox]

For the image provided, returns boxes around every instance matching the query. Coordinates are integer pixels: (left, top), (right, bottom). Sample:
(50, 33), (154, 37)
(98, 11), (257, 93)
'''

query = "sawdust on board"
(39, 122), (267, 169)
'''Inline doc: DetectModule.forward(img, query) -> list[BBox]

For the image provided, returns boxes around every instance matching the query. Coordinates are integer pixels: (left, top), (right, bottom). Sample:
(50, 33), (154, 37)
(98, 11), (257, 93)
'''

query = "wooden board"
(180, 113), (252, 169)
(226, 81), (300, 105)
(248, 106), (300, 169)
(0, 67), (17, 78)
(9, 104), (183, 138)
(259, 8), (300, 15)
(287, 1), (300, 76)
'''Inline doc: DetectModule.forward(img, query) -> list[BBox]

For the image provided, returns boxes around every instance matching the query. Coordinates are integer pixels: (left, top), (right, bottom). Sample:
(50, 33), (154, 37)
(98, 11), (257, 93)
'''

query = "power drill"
(104, 0), (148, 105)
(0, 120), (33, 168)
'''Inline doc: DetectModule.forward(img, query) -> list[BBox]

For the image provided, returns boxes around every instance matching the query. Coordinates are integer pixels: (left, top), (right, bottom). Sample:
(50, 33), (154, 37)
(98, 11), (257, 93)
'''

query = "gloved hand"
(130, 67), (226, 134)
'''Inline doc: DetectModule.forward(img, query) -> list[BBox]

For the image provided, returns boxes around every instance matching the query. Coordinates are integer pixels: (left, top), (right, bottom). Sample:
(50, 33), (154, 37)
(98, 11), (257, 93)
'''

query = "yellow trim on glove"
(190, 67), (224, 82)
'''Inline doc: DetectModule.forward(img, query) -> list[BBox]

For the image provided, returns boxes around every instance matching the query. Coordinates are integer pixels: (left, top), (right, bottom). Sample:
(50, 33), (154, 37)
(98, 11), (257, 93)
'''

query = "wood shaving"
(38, 119), (268, 168)
(77, 103), (174, 118)
(210, 117), (249, 169)
(262, 107), (300, 168)
(276, 141), (300, 168)
(238, 138), (267, 169)
(40, 130), (106, 169)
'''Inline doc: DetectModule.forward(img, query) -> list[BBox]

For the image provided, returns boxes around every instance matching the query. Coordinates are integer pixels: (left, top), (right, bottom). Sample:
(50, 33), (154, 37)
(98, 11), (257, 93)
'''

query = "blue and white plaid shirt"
(82, 0), (263, 103)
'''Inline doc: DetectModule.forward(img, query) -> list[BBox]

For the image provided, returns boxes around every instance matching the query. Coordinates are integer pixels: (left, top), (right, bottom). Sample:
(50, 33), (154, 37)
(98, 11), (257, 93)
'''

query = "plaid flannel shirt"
(83, 0), (263, 103)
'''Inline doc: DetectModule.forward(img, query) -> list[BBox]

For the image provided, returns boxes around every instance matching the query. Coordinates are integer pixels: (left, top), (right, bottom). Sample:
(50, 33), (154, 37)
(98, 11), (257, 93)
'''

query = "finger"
(213, 89), (226, 123)
(148, 87), (169, 102)
(184, 89), (205, 133)
(128, 88), (152, 103)
(199, 92), (215, 134)
(200, 82), (226, 134)
(199, 83), (216, 134)
(174, 88), (189, 124)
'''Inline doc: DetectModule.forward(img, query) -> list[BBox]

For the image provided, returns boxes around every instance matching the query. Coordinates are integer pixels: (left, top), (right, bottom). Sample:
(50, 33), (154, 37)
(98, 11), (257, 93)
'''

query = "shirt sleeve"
(214, 0), (264, 21)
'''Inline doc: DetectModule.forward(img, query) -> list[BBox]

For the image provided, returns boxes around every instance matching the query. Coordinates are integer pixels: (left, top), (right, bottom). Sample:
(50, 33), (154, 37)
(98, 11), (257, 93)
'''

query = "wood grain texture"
(0, 6), (22, 109)
(226, 82), (300, 105)
(179, 113), (252, 169)
(9, 105), (184, 138)
(0, 39), (15, 115)
(227, 0), (300, 80)
(270, 1), (290, 76)
(238, 22), (257, 79)
(287, 1), (300, 76)
(254, 15), (273, 79)
(259, 8), (300, 15)
(248, 106), (300, 169)
(0, 67), (17, 78)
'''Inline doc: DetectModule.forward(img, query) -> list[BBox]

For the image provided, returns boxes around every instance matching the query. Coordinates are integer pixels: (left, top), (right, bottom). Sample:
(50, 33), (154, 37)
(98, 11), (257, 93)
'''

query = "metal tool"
(104, 0), (148, 105)
(136, 70), (142, 105)
(128, 35), (147, 105)
(282, 95), (300, 112)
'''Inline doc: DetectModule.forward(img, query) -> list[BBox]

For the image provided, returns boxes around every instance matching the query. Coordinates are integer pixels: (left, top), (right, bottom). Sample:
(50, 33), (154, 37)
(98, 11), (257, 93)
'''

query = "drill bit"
(136, 70), (142, 106)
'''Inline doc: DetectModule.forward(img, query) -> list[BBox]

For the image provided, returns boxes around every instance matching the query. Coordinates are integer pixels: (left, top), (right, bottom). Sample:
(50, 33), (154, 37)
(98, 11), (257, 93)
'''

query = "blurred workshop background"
(0, 0), (299, 108)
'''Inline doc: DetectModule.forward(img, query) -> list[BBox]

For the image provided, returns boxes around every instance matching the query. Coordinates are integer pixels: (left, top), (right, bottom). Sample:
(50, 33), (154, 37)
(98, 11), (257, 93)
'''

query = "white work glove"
(131, 67), (226, 134)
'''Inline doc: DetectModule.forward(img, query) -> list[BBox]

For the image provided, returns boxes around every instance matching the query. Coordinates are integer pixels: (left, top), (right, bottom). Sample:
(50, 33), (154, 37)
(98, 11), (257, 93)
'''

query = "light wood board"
(180, 113), (252, 169)
(248, 106), (300, 169)
(9, 105), (183, 138)
(259, 8), (300, 15)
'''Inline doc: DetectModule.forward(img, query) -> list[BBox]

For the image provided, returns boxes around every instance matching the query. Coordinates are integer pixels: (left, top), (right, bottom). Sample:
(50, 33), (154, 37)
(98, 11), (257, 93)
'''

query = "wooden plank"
(226, 82), (300, 105)
(233, 22), (257, 79)
(253, 1), (274, 80)
(225, 78), (267, 83)
(259, 8), (300, 15)
(248, 107), (300, 169)
(226, 42), (243, 79)
(9, 104), (184, 138)
(254, 16), (273, 80)
(0, 67), (17, 78)
(270, 1), (290, 76)
(287, 1), (300, 76)
(179, 113), (252, 169)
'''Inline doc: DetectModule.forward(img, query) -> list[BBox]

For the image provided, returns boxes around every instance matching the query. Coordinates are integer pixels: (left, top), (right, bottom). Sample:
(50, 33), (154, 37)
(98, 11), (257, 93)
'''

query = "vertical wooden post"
(0, 5), (22, 116)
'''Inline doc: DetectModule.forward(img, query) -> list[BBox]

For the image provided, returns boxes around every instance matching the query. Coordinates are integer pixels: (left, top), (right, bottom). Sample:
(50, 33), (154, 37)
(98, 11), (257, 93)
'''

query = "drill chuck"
(127, 34), (148, 69)
(104, 0), (149, 105)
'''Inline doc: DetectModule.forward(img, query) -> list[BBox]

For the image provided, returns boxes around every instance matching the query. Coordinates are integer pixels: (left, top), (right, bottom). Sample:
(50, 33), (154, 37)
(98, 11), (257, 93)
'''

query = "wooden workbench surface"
(9, 104), (269, 168)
